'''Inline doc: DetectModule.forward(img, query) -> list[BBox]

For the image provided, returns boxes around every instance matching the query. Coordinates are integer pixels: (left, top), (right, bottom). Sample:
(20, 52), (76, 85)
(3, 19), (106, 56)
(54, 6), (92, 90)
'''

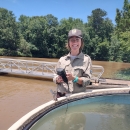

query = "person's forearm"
(77, 77), (83, 84)
(72, 76), (83, 85)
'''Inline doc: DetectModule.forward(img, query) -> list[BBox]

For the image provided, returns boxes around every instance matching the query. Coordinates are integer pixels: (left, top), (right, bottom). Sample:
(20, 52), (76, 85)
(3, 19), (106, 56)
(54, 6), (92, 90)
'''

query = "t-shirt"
(70, 55), (77, 60)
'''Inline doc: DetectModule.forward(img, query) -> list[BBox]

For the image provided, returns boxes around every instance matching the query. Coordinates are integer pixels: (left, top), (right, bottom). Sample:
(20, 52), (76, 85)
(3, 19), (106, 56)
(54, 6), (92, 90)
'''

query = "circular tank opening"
(30, 94), (130, 130)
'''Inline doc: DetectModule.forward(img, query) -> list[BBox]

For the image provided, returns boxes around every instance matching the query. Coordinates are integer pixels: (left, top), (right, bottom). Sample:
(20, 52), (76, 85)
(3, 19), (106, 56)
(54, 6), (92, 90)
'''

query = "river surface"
(0, 56), (130, 130)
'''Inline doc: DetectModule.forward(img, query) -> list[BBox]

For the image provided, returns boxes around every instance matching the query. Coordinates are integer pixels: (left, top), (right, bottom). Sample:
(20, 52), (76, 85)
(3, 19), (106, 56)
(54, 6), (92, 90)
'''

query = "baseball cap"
(68, 29), (82, 39)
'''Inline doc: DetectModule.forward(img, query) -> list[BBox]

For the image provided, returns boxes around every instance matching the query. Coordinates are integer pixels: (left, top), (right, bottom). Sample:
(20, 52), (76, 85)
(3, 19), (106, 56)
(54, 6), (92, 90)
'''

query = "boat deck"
(87, 78), (130, 91)
(101, 78), (130, 86)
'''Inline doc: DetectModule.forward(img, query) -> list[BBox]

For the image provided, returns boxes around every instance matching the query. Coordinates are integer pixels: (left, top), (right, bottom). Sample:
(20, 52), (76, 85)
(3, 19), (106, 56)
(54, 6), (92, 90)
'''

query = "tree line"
(0, 0), (130, 62)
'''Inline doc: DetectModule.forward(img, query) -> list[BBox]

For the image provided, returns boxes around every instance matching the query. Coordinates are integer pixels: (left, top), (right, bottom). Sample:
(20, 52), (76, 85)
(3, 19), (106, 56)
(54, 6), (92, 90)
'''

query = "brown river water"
(0, 56), (130, 130)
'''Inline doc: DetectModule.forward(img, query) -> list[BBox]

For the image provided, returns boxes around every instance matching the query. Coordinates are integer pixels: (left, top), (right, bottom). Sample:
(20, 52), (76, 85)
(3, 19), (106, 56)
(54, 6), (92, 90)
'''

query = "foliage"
(113, 68), (130, 80)
(0, 8), (20, 56)
(0, 0), (130, 63)
(115, 0), (130, 62)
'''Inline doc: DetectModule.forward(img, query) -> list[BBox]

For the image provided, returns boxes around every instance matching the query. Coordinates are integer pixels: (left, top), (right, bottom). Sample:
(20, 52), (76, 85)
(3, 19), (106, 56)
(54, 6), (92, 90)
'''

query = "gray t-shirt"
(70, 55), (77, 60)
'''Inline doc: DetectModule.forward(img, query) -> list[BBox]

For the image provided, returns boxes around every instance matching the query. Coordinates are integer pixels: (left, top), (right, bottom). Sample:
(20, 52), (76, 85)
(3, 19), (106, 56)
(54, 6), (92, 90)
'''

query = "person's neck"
(70, 50), (80, 56)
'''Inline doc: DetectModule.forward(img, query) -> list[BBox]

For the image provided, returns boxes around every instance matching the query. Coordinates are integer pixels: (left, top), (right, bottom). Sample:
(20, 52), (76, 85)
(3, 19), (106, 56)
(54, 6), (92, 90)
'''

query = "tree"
(109, 35), (122, 61)
(119, 31), (130, 62)
(0, 8), (20, 56)
(115, 0), (130, 62)
(44, 14), (58, 27)
(115, 0), (130, 32)
(86, 8), (114, 60)
(87, 8), (113, 41)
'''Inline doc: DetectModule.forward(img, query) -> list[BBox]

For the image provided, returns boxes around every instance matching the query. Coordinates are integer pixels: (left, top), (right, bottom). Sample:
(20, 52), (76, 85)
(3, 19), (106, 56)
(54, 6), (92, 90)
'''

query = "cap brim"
(68, 35), (82, 39)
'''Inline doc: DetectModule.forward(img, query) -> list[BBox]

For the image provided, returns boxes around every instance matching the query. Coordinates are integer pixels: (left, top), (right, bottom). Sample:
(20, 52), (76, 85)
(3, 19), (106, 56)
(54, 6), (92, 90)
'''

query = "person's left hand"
(66, 73), (74, 81)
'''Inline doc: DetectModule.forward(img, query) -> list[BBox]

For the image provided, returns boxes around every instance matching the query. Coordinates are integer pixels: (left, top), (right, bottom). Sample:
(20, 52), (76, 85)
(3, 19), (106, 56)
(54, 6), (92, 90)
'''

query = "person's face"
(68, 36), (82, 51)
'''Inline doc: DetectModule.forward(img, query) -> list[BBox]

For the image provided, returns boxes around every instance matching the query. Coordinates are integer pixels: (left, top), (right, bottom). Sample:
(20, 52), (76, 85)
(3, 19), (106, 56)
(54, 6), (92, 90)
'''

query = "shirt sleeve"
(80, 56), (92, 87)
(53, 59), (60, 84)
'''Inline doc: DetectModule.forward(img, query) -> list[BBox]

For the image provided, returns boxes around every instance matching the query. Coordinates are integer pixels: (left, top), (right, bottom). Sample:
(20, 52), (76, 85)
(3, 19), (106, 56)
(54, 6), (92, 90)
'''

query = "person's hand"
(66, 73), (74, 81)
(56, 76), (63, 83)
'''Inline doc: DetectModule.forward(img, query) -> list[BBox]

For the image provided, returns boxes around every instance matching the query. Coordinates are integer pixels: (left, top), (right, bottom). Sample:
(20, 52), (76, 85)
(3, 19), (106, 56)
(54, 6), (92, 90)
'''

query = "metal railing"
(0, 58), (104, 81)
(91, 65), (104, 82)
(0, 58), (56, 78)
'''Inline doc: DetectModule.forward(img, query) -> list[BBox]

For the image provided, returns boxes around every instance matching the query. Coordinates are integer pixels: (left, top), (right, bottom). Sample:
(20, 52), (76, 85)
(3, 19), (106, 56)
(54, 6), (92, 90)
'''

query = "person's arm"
(75, 77), (83, 84)
(80, 57), (92, 86)
(66, 73), (83, 84)
(53, 60), (60, 84)
(66, 57), (92, 86)
(53, 59), (63, 84)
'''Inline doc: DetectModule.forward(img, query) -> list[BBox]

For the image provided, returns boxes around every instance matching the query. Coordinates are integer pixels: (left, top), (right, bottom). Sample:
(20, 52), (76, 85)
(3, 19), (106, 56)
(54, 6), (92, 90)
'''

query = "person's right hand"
(56, 76), (63, 83)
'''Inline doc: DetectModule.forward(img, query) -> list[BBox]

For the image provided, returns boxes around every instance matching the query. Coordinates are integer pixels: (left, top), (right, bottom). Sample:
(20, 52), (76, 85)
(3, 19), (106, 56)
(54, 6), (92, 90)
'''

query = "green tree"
(109, 35), (122, 61)
(0, 8), (20, 56)
(115, 0), (130, 62)
(115, 0), (130, 32)
(119, 31), (130, 62)
(87, 8), (113, 42)
(86, 8), (114, 60)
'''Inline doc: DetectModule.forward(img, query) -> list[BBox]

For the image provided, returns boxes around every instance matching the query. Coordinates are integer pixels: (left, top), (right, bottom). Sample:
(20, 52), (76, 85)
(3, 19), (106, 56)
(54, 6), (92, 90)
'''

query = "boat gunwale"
(8, 87), (130, 130)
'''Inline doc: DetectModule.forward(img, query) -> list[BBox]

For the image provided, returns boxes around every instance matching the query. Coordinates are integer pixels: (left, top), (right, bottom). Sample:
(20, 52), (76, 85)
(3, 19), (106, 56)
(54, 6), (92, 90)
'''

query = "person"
(53, 29), (92, 97)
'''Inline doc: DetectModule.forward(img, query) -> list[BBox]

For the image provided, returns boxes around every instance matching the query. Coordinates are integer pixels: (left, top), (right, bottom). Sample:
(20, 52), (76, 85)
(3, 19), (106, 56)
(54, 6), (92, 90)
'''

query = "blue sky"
(0, 0), (125, 24)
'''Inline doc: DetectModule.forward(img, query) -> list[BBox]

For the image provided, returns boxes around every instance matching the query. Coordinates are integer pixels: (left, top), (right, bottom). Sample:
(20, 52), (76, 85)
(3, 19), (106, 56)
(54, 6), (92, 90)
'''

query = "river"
(0, 57), (130, 130)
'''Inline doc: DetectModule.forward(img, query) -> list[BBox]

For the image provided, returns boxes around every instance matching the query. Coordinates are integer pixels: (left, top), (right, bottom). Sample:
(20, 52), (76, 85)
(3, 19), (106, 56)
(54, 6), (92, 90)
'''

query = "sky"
(0, 0), (125, 24)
